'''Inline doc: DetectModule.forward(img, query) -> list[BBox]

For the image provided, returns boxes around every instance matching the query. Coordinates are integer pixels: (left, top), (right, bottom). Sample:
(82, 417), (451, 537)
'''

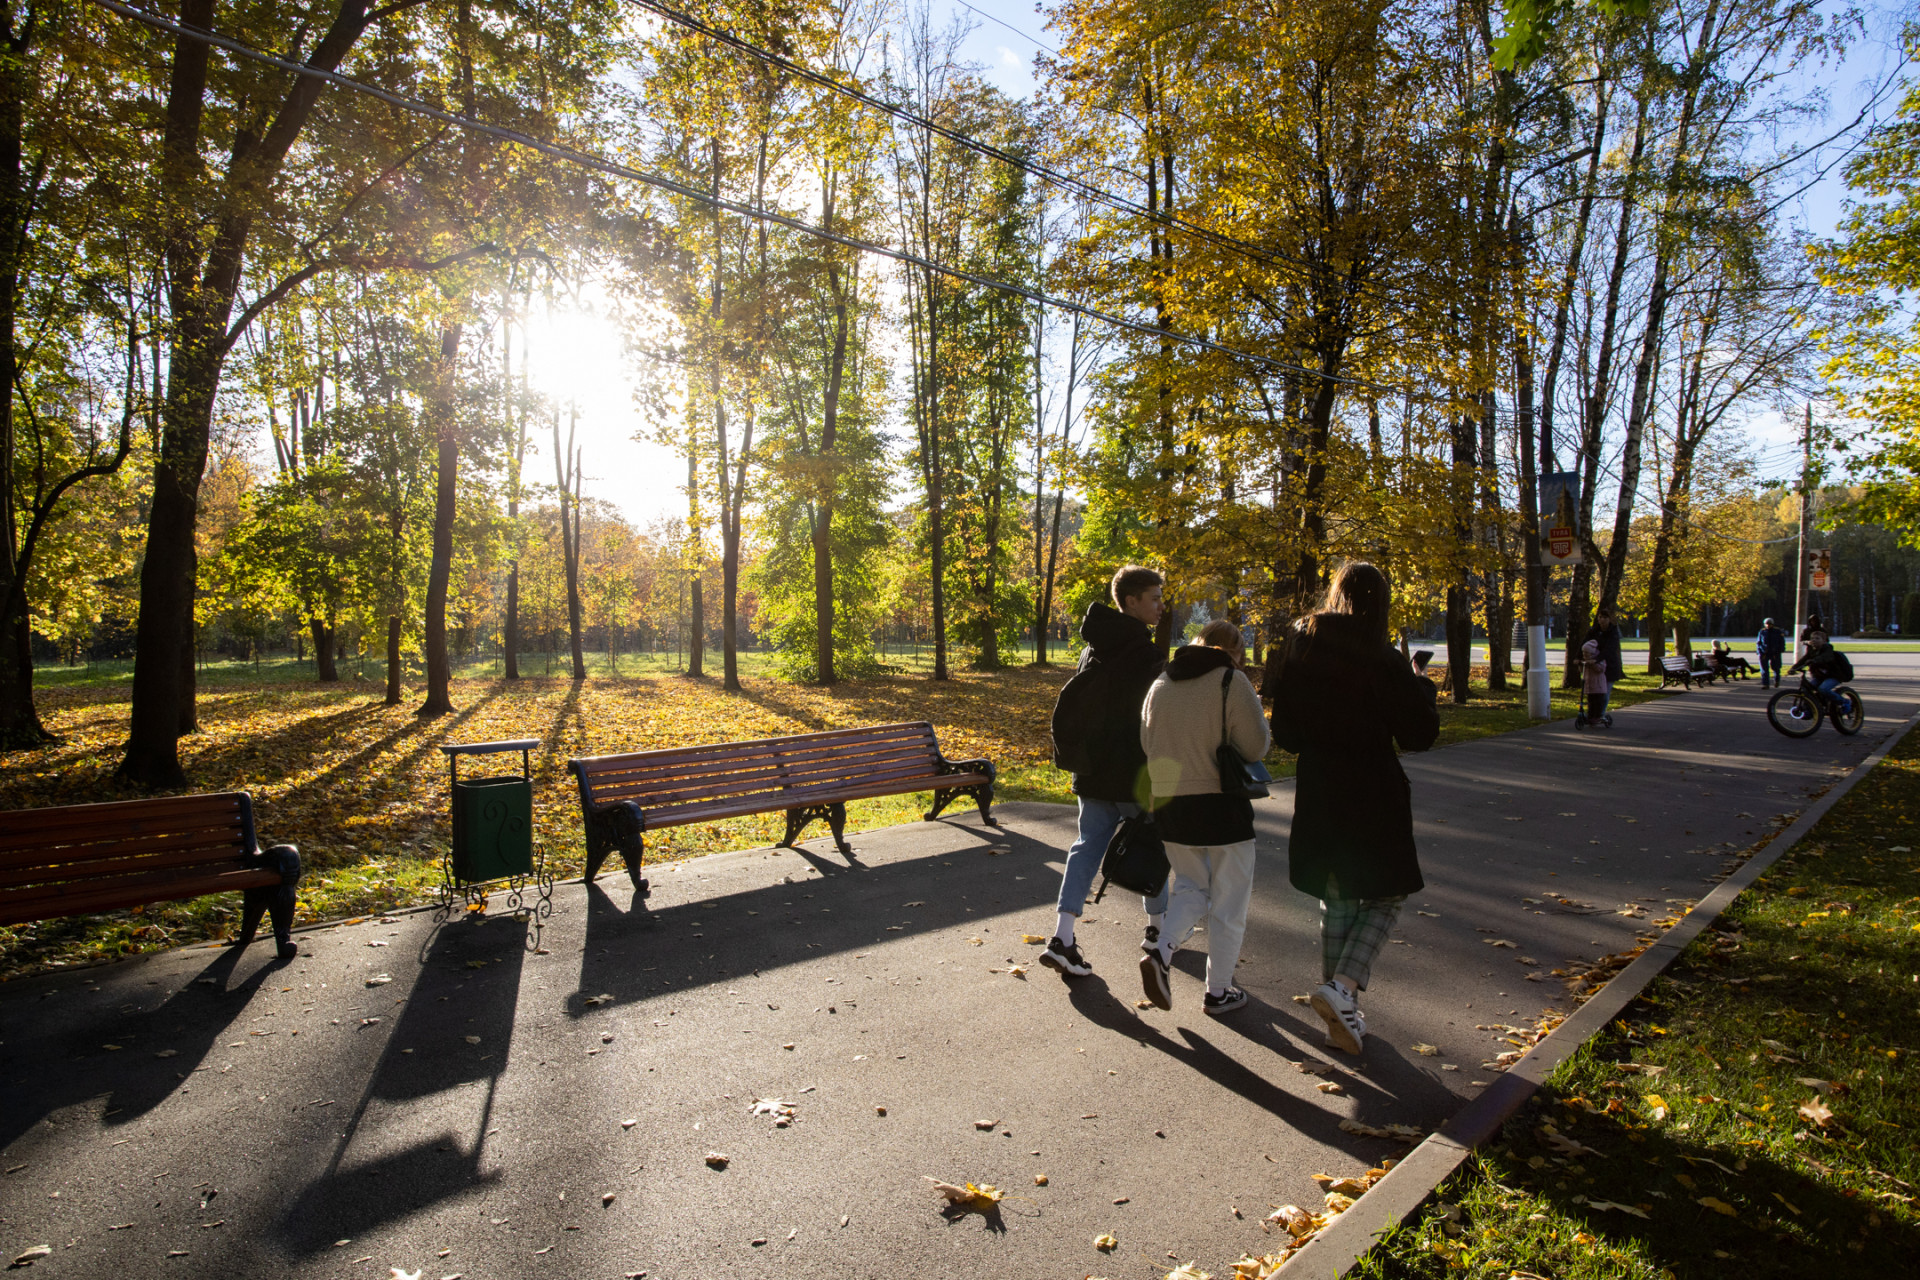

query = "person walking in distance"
(1270, 563), (1439, 1053)
(1041, 566), (1167, 977)
(1136, 621), (1271, 1014)
(1757, 617), (1786, 688)
(1591, 607), (1625, 685)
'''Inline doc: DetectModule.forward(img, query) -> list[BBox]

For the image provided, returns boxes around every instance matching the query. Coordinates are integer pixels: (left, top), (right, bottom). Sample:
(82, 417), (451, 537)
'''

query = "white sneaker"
(1311, 980), (1365, 1054)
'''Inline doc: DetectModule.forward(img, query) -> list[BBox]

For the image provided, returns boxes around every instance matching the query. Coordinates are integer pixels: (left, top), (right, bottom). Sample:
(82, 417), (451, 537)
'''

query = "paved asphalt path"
(3, 657), (1913, 1279)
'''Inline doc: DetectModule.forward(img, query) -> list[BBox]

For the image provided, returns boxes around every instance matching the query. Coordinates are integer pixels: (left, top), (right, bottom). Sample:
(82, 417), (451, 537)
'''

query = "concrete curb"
(1278, 706), (1920, 1279)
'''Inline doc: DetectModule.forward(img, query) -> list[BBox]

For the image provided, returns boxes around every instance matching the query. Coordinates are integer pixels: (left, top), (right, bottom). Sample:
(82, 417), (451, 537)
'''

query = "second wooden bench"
(567, 721), (996, 896)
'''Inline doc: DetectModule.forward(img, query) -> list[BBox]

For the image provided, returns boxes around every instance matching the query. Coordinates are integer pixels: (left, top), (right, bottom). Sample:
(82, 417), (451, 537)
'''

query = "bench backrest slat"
(569, 721), (963, 820)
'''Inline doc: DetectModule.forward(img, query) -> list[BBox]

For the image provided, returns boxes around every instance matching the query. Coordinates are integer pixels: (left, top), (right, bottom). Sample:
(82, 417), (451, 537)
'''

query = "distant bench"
(567, 722), (996, 896)
(0, 793), (302, 960)
(1660, 655), (1697, 689)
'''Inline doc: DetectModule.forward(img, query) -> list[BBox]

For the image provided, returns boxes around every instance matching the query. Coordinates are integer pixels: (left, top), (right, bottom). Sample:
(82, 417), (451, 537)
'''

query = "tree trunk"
(416, 323), (462, 717)
(310, 618), (338, 681)
(558, 407), (585, 681)
(119, 0), (380, 784)
(504, 277), (526, 680)
(384, 614), (403, 704)
(812, 255), (848, 685)
(924, 265), (947, 681)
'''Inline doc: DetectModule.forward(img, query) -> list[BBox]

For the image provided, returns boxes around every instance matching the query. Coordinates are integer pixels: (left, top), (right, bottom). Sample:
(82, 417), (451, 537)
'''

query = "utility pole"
(1793, 403), (1812, 664)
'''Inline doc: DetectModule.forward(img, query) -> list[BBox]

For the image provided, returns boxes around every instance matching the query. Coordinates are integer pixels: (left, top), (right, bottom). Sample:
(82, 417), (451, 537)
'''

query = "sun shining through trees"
(0, 0), (1916, 766)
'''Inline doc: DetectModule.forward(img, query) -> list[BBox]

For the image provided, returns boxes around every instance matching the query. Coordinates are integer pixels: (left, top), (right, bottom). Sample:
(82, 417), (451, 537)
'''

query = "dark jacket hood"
(1080, 601), (1153, 660)
(1167, 643), (1236, 681)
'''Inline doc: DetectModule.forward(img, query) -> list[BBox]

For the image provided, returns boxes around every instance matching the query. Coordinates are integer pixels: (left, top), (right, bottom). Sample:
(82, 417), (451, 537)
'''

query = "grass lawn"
(1349, 722), (1920, 1279)
(1, 659), (1670, 980)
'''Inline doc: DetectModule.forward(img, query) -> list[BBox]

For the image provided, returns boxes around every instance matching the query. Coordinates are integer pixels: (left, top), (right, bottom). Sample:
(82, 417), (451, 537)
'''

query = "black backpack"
(1049, 654), (1110, 775)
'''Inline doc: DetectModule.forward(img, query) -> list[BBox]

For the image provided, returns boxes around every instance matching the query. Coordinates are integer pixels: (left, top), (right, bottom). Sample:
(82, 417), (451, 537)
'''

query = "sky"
(541, 0), (1908, 529)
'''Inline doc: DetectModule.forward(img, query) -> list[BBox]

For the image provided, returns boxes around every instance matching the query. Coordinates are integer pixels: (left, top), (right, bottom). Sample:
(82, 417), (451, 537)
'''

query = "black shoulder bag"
(1216, 668), (1273, 799)
(1094, 814), (1168, 901)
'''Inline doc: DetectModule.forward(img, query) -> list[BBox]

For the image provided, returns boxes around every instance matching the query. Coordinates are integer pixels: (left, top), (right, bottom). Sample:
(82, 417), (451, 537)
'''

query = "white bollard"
(1526, 624), (1551, 720)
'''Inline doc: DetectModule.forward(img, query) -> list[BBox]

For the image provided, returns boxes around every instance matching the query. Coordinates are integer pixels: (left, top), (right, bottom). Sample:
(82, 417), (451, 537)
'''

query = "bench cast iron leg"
(780, 804), (852, 855)
(239, 843), (302, 961)
(925, 760), (998, 827)
(590, 802), (650, 900)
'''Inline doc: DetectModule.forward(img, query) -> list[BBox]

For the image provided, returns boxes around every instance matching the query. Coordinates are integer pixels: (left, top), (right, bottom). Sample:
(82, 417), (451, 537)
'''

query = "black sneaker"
(1038, 937), (1092, 978)
(1140, 925), (1161, 956)
(1139, 949), (1172, 1010)
(1203, 987), (1249, 1015)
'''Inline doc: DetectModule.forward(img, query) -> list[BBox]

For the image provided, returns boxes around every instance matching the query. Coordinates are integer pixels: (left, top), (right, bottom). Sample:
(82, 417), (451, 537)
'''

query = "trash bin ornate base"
(436, 739), (552, 946)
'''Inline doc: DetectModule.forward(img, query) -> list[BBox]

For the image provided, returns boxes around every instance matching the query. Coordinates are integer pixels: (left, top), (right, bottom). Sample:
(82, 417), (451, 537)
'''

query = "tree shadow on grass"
(1457, 1083), (1920, 1280)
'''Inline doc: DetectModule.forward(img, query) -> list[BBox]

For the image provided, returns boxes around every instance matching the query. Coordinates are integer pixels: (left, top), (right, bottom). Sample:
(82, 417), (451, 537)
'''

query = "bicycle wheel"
(1768, 688), (1823, 738)
(1830, 686), (1866, 736)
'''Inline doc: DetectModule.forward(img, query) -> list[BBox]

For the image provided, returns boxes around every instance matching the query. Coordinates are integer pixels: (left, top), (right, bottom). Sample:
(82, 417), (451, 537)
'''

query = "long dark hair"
(1310, 561), (1392, 647)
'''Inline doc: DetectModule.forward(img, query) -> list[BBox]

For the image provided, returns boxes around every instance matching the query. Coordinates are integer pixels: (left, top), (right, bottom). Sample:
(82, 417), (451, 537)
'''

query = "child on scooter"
(1575, 633), (1613, 728)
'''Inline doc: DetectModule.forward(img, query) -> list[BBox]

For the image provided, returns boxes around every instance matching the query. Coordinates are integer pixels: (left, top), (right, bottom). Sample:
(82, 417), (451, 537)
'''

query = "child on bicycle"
(1789, 631), (1855, 716)
(1575, 632), (1612, 728)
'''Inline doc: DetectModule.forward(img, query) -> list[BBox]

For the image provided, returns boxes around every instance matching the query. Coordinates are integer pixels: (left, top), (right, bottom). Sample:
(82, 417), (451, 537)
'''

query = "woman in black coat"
(1270, 562), (1439, 1054)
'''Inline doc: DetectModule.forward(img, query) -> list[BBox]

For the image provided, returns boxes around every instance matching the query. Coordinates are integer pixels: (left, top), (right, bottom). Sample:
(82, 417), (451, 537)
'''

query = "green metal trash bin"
(438, 740), (547, 921)
(451, 772), (533, 882)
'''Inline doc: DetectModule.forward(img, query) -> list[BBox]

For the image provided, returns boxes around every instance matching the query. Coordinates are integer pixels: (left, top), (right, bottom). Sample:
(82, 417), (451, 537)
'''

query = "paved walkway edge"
(1279, 708), (1920, 1279)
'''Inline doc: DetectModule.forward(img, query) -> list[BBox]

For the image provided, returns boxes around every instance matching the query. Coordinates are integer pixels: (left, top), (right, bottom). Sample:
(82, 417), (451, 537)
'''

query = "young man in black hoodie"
(1039, 565), (1166, 977)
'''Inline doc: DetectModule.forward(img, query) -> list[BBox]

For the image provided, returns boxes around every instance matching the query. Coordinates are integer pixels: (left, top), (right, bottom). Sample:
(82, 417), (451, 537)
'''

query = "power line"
(92, 0), (1377, 392)
(621, 0), (1343, 285)
(951, 0), (1057, 55)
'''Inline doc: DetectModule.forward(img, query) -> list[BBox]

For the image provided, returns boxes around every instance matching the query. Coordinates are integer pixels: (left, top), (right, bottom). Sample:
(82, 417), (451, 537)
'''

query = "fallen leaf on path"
(704, 1152), (729, 1168)
(986, 846), (1011, 855)
(1094, 1233), (1118, 1251)
(1034, 1173), (1047, 1185)
(1316, 1082), (1344, 1095)
(1324, 1176), (1369, 1196)
(1265, 1205), (1314, 1237)
(1291, 995), (1311, 1005)
(584, 994), (613, 1006)
(1166, 1265), (1211, 1280)
(1411, 1043), (1441, 1057)
(1020, 934), (1047, 944)
(365, 975), (392, 987)
(1482, 939), (1516, 948)
(967, 937), (984, 946)
(1416, 910), (1440, 917)
(10, 1246), (52, 1268)
(927, 1178), (1003, 1211)
(974, 1119), (997, 1130)
(1324, 1191), (1356, 1212)
(1338, 1120), (1423, 1142)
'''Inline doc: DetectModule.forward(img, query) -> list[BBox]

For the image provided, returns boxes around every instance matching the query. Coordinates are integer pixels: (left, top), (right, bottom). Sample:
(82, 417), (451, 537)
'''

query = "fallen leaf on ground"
(1798, 1097), (1835, 1127)
(10, 1246), (52, 1267)
(1033, 1173), (1047, 1185)
(1324, 1191), (1356, 1212)
(584, 994), (613, 1006)
(1134, 999), (1153, 1009)
(986, 845), (1011, 855)
(1291, 994), (1311, 1005)
(1166, 1265), (1211, 1280)
(1020, 934), (1047, 944)
(967, 937), (984, 946)
(1094, 1233), (1118, 1251)
(1265, 1205), (1314, 1237)
(365, 975), (392, 987)
(1482, 938), (1517, 948)
(704, 1151), (729, 1168)
(1411, 1043), (1441, 1057)
(927, 1178), (1004, 1211)
(1294, 1059), (1335, 1076)
(1316, 1081), (1344, 1095)
(1697, 1196), (1738, 1217)
(1338, 1120), (1423, 1142)
(1325, 1176), (1369, 1197)
(1644, 1093), (1670, 1121)
(1584, 1199), (1650, 1218)
(973, 1119), (997, 1130)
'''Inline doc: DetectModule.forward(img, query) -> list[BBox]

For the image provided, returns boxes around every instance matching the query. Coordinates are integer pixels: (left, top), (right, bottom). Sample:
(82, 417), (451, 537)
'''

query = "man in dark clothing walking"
(1039, 565), (1167, 977)
(1591, 607), (1625, 684)
(1756, 617), (1786, 688)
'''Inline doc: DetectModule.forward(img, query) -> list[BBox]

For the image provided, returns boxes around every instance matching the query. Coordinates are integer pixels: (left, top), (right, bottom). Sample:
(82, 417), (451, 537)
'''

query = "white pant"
(1161, 840), (1257, 994)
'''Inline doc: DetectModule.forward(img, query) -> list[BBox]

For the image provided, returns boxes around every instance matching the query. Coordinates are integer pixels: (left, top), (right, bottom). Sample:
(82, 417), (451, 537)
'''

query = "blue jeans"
(1057, 797), (1168, 917)
(1759, 652), (1782, 686)
(1817, 677), (1850, 712)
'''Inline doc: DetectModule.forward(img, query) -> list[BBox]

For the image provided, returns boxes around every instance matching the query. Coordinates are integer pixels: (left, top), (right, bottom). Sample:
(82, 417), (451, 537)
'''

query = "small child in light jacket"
(1577, 635), (1612, 728)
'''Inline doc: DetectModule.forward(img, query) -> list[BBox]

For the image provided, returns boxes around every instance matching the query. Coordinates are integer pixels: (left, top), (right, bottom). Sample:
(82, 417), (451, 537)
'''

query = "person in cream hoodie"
(1136, 620), (1271, 1015)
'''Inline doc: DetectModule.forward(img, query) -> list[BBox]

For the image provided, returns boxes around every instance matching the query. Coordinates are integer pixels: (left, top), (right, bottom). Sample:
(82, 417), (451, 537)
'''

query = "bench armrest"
(935, 755), (996, 783)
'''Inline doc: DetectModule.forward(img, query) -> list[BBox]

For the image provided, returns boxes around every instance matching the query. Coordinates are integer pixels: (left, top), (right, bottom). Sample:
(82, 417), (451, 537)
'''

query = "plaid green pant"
(1320, 895), (1405, 990)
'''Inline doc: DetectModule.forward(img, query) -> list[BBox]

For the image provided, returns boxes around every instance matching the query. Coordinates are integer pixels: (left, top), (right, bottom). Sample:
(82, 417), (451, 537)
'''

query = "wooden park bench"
(1660, 655), (1697, 689)
(567, 722), (996, 897)
(0, 793), (302, 960)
